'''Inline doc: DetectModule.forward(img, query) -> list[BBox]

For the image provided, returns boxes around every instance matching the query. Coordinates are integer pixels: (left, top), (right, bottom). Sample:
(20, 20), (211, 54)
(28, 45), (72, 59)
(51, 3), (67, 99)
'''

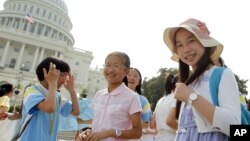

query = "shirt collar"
(103, 83), (127, 96)
(37, 83), (59, 96)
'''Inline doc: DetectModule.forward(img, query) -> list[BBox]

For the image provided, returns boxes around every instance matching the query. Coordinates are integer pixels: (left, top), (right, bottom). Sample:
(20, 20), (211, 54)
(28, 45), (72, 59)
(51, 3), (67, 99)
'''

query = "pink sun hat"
(163, 18), (223, 63)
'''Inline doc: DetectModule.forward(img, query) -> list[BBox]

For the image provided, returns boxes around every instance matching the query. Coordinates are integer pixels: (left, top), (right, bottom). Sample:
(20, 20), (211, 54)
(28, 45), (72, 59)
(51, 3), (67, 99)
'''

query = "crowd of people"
(1, 18), (250, 141)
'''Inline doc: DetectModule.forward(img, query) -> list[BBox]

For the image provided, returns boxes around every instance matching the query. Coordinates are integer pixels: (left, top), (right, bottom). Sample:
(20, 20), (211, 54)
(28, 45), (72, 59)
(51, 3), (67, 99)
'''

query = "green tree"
(80, 88), (88, 98)
(235, 74), (248, 95)
(142, 67), (178, 111)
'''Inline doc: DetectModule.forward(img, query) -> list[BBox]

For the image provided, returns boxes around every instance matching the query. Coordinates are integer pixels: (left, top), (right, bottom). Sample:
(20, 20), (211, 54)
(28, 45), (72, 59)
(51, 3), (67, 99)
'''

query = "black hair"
(217, 57), (228, 68)
(36, 57), (70, 81)
(130, 68), (142, 95)
(165, 74), (178, 95)
(105, 51), (131, 68)
(122, 76), (128, 86)
(175, 47), (214, 119)
(0, 81), (13, 97)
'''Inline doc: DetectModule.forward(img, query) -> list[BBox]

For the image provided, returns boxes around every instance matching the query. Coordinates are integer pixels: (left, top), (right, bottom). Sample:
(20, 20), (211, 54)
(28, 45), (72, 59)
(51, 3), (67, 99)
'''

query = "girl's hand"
(77, 129), (92, 141)
(0, 113), (8, 120)
(174, 83), (194, 103)
(85, 132), (104, 141)
(197, 21), (210, 35)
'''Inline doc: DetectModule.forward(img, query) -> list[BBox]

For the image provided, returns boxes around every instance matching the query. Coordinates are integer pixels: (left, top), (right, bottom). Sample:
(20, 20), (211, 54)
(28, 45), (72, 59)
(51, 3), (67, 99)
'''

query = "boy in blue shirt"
(18, 57), (79, 141)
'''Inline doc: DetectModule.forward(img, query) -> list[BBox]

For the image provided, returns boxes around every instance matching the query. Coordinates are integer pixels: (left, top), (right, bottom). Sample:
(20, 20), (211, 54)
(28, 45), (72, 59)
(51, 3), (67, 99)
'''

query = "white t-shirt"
(154, 93), (176, 141)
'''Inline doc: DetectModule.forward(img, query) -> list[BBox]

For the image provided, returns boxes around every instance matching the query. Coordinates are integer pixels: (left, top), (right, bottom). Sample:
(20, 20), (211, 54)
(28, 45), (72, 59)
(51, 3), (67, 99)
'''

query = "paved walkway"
(57, 131), (77, 141)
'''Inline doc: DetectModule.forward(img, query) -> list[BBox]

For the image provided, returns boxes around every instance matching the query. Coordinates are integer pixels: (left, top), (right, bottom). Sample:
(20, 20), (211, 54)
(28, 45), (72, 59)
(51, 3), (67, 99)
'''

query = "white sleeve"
(212, 69), (241, 136)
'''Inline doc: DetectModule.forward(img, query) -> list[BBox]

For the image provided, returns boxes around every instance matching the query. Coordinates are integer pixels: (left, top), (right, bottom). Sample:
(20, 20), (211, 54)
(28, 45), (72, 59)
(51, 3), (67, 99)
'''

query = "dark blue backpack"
(209, 67), (250, 125)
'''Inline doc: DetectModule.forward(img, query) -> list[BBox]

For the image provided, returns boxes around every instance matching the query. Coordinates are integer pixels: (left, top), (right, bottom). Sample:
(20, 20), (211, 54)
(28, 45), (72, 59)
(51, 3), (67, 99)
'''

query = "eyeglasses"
(103, 64), (127, 69)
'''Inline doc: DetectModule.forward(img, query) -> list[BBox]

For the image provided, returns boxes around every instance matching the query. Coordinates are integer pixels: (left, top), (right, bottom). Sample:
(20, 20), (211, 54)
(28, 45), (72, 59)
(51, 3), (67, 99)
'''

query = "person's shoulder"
(94, 88), (108, 97)
(0, 95), (9, 100)
(23, 85), (43, 99)
(139, 95), (149, 101)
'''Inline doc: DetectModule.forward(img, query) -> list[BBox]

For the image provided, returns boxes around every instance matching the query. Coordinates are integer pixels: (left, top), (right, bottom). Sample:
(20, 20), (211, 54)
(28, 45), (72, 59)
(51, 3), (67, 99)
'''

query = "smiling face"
(103, 54), (129, 89)
(175, 28), (205, 70)
(127, 69), (141, 91)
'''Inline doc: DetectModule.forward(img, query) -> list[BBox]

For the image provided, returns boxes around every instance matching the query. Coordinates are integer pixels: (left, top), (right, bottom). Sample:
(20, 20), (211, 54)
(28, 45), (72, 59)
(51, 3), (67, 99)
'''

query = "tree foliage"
(80, 88), (88, 98)
(235, 74), (248, 95)
(142, 68), (178, 111)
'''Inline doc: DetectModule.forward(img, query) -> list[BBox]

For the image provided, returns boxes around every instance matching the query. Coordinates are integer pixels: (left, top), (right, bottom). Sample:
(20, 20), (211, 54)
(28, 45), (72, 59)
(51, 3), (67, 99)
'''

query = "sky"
(1, 0), (250, 94)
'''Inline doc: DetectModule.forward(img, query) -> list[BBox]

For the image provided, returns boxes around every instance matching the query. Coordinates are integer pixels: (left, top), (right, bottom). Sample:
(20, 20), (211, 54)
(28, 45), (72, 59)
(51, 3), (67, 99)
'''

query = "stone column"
(30, 47), (39, 72)
(4, 17), (8, 27)
(34, 23), (39, 34)
(11, 18), (15, 28)
(54, 51), (58, 57)
(15, 43), (26, 70)
(18, 19), (24, 31)
(42, 25), (47, 36)
(0, 40), (10, 67)
(38, 47), (45, 63)
(26, 22), (31, 32)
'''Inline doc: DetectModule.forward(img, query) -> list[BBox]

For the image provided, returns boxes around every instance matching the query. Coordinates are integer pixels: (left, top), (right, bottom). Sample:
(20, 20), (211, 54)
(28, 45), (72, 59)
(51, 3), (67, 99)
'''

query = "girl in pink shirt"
(78, 51), (142, 141)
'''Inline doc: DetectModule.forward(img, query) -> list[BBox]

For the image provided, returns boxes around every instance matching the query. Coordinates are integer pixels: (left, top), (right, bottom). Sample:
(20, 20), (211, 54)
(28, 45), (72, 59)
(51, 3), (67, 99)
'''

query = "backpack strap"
(209, 67), (225, 106)
(17, 115), (33, 139)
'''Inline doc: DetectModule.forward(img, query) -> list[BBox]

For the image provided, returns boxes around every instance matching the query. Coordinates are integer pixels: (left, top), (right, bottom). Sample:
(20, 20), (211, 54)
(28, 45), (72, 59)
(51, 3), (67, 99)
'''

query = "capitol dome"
(0, 0), (106, 101)
(1, 0), (74, 46)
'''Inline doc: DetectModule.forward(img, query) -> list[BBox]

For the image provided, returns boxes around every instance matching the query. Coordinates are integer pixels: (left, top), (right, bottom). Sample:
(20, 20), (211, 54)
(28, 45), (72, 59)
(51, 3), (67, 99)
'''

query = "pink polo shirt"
(92, 83), (142, 141)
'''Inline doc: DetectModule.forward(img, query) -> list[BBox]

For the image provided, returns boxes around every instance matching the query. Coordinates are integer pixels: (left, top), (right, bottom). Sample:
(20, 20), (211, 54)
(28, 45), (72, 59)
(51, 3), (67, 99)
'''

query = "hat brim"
(163, 25), (223, 64)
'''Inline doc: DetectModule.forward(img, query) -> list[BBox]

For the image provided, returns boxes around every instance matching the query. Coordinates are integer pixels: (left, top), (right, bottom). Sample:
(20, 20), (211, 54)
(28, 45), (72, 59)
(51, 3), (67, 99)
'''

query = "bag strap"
(209, 67), (225, 106)
(17, 115), (33, 139)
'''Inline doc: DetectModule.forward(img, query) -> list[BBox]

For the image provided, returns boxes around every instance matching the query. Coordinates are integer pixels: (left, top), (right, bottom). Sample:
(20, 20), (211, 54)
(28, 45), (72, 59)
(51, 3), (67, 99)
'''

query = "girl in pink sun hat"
(163, 18), (241, 141)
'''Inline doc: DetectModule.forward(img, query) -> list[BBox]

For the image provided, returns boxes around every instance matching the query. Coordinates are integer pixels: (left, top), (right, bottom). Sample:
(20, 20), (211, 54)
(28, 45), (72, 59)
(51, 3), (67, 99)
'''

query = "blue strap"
(209, 67), (225, 106)
(210, 67), (250, 125)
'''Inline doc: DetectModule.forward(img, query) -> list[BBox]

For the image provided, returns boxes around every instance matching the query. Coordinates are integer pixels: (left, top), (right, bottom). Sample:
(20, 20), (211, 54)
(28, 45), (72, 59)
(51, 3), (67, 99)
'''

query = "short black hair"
(0, 81), (13, 97)
(36, 57), (70, 81)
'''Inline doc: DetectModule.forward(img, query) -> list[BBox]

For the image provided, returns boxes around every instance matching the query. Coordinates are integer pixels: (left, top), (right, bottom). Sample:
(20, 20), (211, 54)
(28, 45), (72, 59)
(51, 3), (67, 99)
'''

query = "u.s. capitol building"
(0, 0), (106, 100)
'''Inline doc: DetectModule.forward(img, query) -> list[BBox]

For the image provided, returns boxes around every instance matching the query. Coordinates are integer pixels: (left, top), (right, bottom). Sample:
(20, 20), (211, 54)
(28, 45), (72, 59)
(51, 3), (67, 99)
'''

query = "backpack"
(209, 67), (250, 125)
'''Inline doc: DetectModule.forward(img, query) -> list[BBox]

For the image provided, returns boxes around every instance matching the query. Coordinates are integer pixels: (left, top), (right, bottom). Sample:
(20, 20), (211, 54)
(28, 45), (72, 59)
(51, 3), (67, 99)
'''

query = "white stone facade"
(0, 0), (106, 100)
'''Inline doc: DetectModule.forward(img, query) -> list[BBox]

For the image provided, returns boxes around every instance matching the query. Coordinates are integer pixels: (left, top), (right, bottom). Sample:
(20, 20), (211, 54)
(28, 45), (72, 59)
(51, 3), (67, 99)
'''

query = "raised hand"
(43, 62), (60, 86)
(64, 73), (75, 92)
(197, 21), (210, 35)
(174, 83), (194, 103)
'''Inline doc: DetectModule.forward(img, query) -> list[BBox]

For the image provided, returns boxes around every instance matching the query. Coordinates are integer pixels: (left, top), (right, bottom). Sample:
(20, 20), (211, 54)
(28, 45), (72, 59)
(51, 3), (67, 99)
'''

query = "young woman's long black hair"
(175, 47), (214, 119)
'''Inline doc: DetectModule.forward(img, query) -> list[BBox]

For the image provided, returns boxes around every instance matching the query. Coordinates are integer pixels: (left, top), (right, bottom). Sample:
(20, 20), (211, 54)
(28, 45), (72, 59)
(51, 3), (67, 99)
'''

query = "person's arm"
(64, 73), (80, 116)
(116, 112), (142, 139)
(8, 111), (22, 120)
(142, 122), (149, 128)
(149, 113), (157, 129)
(37, 63), (58, 113)
(0, 106), (8, 113)
(0, 112), (8, 120)
(141, 96), (152, 129)
(84, 112), (142, 141)
(166, 107), (178, 130)
(77, 117), (92, 124)
(246, 97), (250, 111)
